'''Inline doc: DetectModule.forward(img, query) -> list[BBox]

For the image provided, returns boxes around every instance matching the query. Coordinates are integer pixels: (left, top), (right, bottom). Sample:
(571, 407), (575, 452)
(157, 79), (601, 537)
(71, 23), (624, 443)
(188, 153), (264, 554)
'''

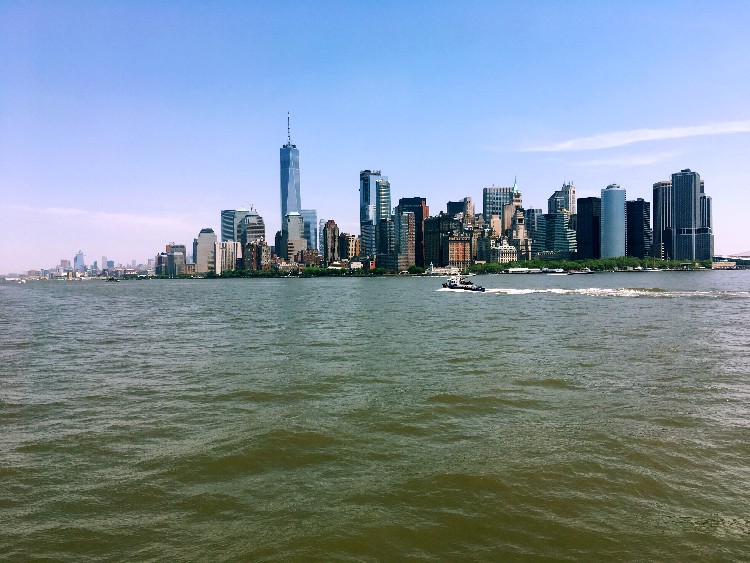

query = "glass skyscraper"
(359, 170), (389, 257)
(280, 122), (301, 231)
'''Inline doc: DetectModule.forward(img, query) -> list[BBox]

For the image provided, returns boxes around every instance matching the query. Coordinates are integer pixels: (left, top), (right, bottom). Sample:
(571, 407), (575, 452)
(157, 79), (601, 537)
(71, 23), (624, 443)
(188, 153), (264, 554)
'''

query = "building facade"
(652, 180), (672, 259)
(626, 198), (652, 258)
(300, 209), (318, 250)
(576, 197), (601, 260)
(193, 228), (217, 274)
(359, 170), (386, 257)
(671, 169), (713, 261)
(322, 220), (340, 266)
(221, 209), (250, 242)
(395, 197), (429, 267)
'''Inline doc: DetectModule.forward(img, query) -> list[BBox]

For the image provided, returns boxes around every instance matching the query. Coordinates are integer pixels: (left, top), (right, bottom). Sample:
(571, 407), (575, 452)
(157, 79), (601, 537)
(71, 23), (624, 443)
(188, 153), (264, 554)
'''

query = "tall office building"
(214, 241), (242, 274)
(652, 180), (672, 259)
(548, 182), (576, 214)
(542, 212), (576, 258)
(239, 210), (266, 247)
(318, 219), (326, 254)
(221, 209), (250, 242)
(626, 199), (652, 258)
(300, 209), (318, 250)
(671, 169), (713, 260)
(525, 208), (545, 257)
(698, 183), (714, 260)
(339, 233), (358, 260)
(483, 181), (517, 222)
(280, 114), (301, 228)
(322, 220), (340, 266)
(576, 197), (601, 260)
(359, 170), (389, 257)
(282, 212), (306, 261)
(600, 184), (626, 258)
(395, 197), (429, 267)
(73, 250), (85, 271)
(193, 228), (217, 274)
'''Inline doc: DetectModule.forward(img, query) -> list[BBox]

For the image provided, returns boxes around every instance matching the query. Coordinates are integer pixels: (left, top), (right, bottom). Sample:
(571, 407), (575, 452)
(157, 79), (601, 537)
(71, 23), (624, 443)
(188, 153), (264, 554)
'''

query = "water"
(2, 272), (749, 560)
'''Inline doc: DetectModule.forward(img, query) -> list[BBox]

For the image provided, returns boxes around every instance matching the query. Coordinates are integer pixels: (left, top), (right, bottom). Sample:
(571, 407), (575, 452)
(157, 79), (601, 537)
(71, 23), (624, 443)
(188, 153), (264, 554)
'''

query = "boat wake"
(478, 287), (750, 299)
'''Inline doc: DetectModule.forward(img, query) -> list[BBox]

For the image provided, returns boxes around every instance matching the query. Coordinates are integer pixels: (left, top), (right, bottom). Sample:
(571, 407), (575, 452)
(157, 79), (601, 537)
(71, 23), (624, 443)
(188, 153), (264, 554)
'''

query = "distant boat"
(568, 268), (594, 275)
(442, 275), (486, 292)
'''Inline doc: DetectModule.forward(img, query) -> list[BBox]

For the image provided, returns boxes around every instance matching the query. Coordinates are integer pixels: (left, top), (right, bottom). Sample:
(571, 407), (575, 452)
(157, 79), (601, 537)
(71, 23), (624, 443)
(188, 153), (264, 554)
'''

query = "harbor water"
(1, 272), (749, 560)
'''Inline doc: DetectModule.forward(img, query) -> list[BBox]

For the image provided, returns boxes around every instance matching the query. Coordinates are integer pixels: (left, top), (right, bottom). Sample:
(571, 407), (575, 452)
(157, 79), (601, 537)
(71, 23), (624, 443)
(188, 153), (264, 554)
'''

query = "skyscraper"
(600, 184), (626, 258)
(576, 197), (601, 260)
(671, 169), (713, 261)
(239, 210), (266, 247)
(221, 209), (250, 242)
(300, 209), (318, 250)
(395, 197), (429, 267)
(73, 250), (86, 271)
(483, 181), (517, 222)
(359, 170), (388, 257)
(322, 220), (340, 266)
(280, 114), (301, 228)
(626, 198), (652, 258)
(652, 180), (672, 259)
(193, 228), (217, 274)
(548, 182), (576, 214)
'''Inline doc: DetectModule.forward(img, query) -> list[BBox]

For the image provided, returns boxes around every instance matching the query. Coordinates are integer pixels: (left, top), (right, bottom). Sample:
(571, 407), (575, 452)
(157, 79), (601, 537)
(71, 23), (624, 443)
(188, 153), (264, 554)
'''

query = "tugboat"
(442, 275), (485, 292)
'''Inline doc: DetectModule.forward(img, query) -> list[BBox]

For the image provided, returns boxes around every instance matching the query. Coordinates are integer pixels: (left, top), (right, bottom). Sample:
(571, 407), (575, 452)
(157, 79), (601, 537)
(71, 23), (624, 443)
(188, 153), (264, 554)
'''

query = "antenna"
(287, 111), (291, 144)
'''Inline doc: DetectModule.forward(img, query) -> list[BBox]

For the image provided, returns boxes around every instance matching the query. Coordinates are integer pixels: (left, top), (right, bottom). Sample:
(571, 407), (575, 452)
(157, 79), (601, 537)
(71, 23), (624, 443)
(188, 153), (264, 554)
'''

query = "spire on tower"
(287, 111), (291, 144)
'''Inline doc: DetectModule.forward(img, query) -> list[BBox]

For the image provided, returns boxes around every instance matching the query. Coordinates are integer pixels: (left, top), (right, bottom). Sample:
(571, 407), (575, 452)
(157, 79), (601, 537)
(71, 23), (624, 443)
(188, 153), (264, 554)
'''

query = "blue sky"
(2, 1), (749, 273)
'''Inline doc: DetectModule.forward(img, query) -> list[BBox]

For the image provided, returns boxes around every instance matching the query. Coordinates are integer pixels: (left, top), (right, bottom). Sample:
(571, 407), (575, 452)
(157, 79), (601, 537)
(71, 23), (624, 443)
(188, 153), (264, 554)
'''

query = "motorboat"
(442, 275), (485, 292)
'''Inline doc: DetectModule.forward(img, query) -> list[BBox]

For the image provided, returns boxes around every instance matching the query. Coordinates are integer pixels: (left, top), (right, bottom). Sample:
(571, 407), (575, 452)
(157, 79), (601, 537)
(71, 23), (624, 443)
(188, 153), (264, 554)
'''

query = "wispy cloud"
(0, 204), (189, 229)
(571, 151), (680, 168)
(518, 119), (750, 152)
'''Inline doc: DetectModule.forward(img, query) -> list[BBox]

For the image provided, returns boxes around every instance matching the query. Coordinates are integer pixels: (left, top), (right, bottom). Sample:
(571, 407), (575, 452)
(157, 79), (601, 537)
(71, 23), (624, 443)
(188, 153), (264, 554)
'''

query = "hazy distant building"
(280, 116), (301, 228)
(652, 180), (672, 259)
(166, 251), (186, 276)
(576, 197), (601, 260)
(601, 184), (626, 258)
(626, 198), (652, 258)
(193, 228), (217, 274)
(74, 250), (85, 272)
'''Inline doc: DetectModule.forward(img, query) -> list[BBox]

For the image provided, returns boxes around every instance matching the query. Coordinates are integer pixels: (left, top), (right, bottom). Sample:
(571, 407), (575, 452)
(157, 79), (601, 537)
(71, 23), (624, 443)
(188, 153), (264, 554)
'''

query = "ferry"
(442, 275), (486, 292)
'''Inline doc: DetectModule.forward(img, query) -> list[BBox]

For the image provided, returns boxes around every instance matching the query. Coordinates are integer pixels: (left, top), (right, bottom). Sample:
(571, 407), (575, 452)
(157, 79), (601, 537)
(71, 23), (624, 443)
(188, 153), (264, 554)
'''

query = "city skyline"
(2, 2), (750, 273)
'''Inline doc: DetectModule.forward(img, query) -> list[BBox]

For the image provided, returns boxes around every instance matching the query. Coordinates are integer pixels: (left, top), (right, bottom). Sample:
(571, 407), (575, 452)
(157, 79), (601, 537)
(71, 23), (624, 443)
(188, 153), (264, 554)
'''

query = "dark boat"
(442, 275), (485, 292)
